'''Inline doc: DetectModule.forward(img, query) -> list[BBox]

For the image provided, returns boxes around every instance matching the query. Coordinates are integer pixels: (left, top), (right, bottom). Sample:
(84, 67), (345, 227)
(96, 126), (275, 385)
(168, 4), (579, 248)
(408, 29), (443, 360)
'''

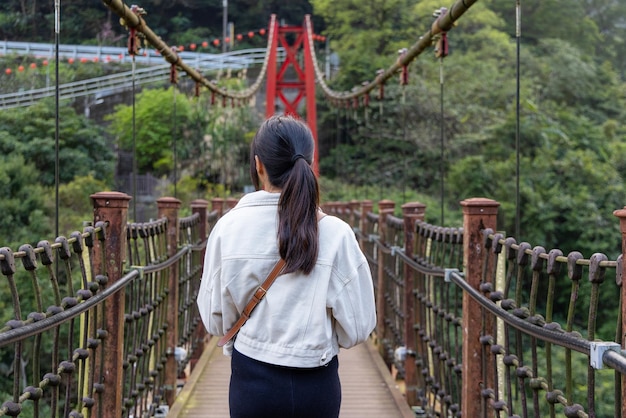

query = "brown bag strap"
(217, 258), (287, 347)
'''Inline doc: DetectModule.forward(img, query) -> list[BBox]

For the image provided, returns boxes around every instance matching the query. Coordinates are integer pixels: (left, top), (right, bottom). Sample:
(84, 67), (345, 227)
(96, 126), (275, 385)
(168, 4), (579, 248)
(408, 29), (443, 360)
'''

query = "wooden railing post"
(402, 202), (426, 406)
(377, 200), (395, 345)
(348, 200), (359, 228)
(226, 197), (238, 211)
(612, 207), (626, 418)
(359, 200), (373, 251)
(211, 197), (225, 218)
(90, 191), (132, 417)
(157, 197), (182, 407)
(460, 197), (499, 418)
(191, 199), (209, 245)
(190, 199), (209, 367)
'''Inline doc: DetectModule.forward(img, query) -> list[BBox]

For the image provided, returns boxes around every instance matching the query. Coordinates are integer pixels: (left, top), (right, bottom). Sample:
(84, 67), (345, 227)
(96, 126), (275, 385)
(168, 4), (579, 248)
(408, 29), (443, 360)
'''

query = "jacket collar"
(235, 190), (281, 208)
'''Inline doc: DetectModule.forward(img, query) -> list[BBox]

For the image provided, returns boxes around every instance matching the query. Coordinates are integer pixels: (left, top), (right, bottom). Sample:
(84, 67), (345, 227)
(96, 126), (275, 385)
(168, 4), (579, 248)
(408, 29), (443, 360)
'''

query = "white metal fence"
(0, 42), (283, 108)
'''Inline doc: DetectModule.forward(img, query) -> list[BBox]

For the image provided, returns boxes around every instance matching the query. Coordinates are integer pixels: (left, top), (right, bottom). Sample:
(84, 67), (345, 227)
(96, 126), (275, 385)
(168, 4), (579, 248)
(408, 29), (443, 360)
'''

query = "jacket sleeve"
(197, 229), (225, 338)
(197, 226), (238, 355)
(332, 259), (377, 349)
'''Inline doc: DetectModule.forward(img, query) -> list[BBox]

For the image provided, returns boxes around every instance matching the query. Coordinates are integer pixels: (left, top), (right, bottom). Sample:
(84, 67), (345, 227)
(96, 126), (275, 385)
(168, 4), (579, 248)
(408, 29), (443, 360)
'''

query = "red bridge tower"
(265, 15), (319, 174)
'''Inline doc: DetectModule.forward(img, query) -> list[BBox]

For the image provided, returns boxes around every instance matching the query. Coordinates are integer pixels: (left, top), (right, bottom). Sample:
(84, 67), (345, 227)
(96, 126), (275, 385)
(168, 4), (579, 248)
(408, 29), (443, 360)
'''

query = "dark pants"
(229, 348), (341, 418)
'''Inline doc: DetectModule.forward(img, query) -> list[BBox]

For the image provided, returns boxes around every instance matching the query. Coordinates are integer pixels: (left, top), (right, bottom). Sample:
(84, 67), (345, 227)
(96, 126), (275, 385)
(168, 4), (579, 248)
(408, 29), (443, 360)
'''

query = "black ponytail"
(249, 115), (319, 274)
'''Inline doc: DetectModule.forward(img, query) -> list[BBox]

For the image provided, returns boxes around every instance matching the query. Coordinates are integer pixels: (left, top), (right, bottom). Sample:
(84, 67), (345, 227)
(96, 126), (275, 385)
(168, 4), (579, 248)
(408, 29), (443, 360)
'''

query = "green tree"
(311, 0), (417, 88)
(0, 99), (114, 186)
(107, 86), (192, 176)
(52, 174), (112, 235)
(0, 154), (50, 247)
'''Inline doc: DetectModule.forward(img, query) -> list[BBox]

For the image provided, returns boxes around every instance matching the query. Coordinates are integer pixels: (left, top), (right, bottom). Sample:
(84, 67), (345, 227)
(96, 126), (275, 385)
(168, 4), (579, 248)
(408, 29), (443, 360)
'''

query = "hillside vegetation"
(0, 0), (624, 262)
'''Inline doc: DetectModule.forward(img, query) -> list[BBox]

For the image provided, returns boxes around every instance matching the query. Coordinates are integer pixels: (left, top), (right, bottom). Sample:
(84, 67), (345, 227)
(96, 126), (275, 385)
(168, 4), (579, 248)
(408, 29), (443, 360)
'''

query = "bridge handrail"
(323, 198), (626, 417)
(0, 194), (215, 418)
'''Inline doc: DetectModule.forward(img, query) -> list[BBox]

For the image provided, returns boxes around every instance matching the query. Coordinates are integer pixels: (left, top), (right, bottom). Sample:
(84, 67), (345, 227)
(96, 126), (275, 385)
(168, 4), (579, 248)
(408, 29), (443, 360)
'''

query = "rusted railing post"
(191, 199), (209, 245)
(157, 197), (182, 406)
(190, 199), (209, 367)
(612, 207), (626, 418)
(460, 198), (499, 418)
(226, 197), (238, 211)
(91, 191), (132, 417)
(377, 200), (395, 345)
(348, 200), (359, 228)
(359, 200), (373, 251)
(212, 197), (225, 218)
(402, 202), (426, 406)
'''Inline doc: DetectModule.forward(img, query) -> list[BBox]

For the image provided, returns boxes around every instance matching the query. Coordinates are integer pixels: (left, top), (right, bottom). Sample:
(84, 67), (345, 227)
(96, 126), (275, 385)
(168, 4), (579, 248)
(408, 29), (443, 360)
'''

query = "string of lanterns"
(167, 28), (325, 52)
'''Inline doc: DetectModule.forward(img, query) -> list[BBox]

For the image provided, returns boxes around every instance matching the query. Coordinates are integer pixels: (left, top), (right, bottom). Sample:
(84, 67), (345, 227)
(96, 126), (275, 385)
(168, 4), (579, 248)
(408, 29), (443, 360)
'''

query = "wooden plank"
(168, 337), (415, 418)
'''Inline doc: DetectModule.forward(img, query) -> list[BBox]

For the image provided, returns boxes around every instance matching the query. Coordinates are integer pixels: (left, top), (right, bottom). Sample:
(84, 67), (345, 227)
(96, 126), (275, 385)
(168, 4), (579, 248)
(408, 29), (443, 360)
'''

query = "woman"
(197, 114), (376, 418)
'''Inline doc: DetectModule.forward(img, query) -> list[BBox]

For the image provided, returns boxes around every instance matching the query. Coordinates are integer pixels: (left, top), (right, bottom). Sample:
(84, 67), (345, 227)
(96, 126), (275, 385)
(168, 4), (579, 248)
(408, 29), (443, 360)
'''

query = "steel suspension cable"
(131, 55), (137, 220)
(172, 85), (178, 198)
(515, 0), (521, 239)
(54, 0), (60, 239)
(440, 56), (445, 226)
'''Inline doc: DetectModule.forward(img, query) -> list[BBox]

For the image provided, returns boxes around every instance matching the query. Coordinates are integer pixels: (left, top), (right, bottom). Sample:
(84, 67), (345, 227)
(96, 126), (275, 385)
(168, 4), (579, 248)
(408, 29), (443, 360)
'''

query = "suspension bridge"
(0, 0), (625, 417)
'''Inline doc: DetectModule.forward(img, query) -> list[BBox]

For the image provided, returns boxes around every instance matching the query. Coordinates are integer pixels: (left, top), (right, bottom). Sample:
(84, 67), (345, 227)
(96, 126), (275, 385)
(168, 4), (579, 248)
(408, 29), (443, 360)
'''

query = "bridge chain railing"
(2, 192), (625, 417)
(323, 198), (626, 418)
(0, 192), (226, 418)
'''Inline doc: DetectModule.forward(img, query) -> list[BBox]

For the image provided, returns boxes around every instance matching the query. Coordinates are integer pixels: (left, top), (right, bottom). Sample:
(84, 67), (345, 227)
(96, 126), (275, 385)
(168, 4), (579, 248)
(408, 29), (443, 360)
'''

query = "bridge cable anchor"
(444, 268), (459, 283)
(589, 342), (620, 369)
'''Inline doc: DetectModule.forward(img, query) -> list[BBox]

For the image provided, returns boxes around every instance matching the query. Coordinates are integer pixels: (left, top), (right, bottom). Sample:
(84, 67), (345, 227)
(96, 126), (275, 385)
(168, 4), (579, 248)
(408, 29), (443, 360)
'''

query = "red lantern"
(178, 45), (184, 51)
(202, 41), (209, 48)
(29, 63), (36, 69)
(190, 43), (196, 50)
(80, 57), (87, 63)
(5, 68), (11, 75)
(248, 31), (254, 38)
(213, 39), (220, 47)
(18, 65), (24, 72)
(259, 28), (266, 36)
(68, 58), (75, 64)
(236, 34), (243, 41)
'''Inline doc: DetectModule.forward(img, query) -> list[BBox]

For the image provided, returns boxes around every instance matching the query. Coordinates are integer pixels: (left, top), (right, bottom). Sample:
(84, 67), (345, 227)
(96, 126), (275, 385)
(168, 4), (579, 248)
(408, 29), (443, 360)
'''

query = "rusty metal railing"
(0, 194), (216, 418)
(324, 198), (626, 418)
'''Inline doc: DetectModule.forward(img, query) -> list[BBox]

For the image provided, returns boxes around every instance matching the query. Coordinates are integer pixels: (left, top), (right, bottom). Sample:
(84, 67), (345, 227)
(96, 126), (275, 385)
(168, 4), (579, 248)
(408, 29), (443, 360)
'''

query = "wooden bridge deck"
(168, 336), (416, 418)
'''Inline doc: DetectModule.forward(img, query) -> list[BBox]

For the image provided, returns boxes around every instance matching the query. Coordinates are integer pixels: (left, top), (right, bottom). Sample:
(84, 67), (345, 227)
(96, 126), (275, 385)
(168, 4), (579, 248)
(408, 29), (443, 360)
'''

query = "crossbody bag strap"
(217, 258), (287, 347)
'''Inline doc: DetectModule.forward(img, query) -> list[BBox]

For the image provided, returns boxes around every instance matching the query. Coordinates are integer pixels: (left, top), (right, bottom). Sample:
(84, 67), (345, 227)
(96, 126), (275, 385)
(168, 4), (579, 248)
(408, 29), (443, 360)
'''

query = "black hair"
(249, 115), (319, 274)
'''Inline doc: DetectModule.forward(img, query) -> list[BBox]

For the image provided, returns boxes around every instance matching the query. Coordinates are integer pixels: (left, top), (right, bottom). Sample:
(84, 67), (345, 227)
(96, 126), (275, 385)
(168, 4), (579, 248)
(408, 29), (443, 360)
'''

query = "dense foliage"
(0, 0), (320, 49)
(0, 98), (114, 248)
(107, 78), (258, 191)
(314, 0), (626, 258)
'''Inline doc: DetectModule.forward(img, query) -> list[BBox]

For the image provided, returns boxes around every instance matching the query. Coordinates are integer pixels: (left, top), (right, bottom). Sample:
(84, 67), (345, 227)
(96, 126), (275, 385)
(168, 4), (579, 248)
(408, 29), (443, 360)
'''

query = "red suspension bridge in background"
(265, 15), (319, 174)
(101, 0), (473, 177)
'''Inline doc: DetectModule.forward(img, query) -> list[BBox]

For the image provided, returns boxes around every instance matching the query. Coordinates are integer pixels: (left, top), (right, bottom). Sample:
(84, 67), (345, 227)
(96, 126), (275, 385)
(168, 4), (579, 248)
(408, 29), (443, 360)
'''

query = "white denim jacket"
(197, 190), (376, 368)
